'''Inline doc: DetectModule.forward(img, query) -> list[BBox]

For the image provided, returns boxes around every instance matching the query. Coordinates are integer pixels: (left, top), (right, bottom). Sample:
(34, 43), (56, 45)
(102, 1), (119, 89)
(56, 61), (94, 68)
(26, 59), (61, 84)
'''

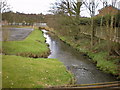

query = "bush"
(78, 17), (91, 25)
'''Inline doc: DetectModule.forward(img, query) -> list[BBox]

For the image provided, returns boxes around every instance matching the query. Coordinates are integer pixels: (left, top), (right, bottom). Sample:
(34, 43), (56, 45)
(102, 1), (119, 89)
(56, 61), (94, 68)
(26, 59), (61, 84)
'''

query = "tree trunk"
(91, 17), (95, 48)
(107, 16), (114, 55)
(99, 16), (103, 44)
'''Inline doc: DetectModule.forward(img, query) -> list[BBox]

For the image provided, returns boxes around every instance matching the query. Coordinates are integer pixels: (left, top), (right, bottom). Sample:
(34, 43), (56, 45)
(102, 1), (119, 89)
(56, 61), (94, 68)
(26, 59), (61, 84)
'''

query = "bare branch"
(0, 0), (10, 13)
(82, 0), (101, 17)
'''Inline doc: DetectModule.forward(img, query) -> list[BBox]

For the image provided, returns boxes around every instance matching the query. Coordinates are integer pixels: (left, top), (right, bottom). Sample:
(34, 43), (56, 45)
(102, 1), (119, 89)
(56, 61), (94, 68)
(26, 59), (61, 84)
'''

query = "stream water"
(42, 30), (117, 84)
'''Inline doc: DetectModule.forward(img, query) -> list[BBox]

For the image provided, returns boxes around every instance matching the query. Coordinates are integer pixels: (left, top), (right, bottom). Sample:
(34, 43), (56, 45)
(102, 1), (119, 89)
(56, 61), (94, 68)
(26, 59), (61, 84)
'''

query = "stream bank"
(47, 30), (120, 79)
(42, 30), (118, 84)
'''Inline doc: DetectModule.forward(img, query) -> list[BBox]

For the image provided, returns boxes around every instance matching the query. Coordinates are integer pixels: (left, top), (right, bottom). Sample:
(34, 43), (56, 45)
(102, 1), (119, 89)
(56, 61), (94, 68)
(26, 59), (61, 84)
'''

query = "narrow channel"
(42, 30), (117, 84)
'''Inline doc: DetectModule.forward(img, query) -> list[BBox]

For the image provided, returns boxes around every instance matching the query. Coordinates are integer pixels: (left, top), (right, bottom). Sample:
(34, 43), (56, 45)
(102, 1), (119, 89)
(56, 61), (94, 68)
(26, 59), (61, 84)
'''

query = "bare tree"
(82, 0), (99, 17)
(118, 1), (120, 8)
(0, 0), (10, 14)
(52, 0), (73, 16)
(72, 0), (83, 17)
(81, 0), (100, 47)
(112, 0), (118, 7)
(50, 0), (83, 17)
(100, 0), (120, 7)
(99, 0), (108, 7)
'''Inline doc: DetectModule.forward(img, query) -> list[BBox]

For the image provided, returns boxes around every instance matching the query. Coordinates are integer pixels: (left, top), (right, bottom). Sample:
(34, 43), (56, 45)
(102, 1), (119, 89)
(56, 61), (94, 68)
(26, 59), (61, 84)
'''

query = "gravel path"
(1, 28), (34, 41)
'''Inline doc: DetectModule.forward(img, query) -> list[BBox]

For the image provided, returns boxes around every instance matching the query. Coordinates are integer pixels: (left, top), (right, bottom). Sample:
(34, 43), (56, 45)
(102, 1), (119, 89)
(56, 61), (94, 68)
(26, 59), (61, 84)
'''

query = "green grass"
(2, 28), (74, 88)
(2, 55), (73, 88)
(2, 29), (50, 57)
(53, 31), (119, 77)
(0, 55), (1, 89)
(88, 52), (118, 75)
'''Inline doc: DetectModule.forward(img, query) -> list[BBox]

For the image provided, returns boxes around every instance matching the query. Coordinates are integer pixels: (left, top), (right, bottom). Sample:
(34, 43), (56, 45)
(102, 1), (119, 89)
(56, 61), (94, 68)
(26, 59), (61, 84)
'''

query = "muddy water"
(42, 30), (117, 84)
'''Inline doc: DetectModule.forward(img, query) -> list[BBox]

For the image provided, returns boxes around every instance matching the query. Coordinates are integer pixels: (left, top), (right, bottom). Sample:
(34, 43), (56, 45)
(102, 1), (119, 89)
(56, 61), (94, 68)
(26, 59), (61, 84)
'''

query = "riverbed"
(42, 30), (117, 84)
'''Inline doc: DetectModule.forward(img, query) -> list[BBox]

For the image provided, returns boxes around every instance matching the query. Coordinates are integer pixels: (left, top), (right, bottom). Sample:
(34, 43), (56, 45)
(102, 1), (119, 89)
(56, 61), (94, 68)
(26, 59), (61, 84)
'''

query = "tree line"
(2, 11), (46, 25)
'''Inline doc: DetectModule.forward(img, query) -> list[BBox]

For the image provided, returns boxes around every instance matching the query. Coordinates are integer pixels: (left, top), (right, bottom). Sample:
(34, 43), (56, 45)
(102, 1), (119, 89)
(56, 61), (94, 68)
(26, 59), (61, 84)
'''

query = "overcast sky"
(7, 0), (56, 14)
(7, 0), (120, 17)
(7, 0), (93, 16)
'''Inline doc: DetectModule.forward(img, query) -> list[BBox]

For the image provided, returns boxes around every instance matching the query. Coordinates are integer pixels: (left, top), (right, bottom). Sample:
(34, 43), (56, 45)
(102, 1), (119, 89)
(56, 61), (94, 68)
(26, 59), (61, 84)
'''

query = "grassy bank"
(51, 31), (119, 78)
(2, 27), (74, 88)
(2, 29), (50, 58)
(2, 55), (73, 88)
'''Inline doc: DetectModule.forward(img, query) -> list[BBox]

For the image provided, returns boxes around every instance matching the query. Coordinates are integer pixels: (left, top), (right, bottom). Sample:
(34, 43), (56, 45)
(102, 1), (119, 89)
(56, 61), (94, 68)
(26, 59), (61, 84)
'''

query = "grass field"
(2, 28), (73, 88)
(2, 55), (73, 88)
(2, 29), (50, 58)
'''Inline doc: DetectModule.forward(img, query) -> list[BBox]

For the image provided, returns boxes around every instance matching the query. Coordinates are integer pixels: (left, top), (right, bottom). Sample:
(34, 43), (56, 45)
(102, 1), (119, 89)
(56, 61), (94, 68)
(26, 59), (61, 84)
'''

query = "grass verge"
(50, 31), (119, 78)
(2, 55), (73, 88)
(2, 28), (74, 88)
(2, 29), (50, 58)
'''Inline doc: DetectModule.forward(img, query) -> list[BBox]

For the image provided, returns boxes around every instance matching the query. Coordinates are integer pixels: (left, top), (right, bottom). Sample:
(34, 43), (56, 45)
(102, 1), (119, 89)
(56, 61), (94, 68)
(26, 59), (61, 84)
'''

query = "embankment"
(48, 30), (120, 79)
(2, 28), (74, 88)
(2, 29), (50, 58)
